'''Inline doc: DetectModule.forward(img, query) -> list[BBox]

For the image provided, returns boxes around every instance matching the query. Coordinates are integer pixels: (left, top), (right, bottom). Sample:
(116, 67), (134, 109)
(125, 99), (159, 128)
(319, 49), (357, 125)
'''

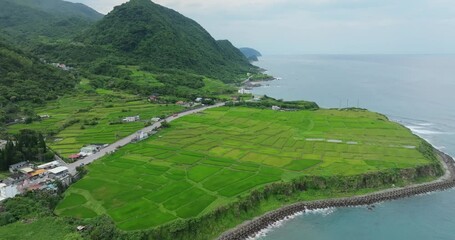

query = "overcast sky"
(69, 0), (455, 55)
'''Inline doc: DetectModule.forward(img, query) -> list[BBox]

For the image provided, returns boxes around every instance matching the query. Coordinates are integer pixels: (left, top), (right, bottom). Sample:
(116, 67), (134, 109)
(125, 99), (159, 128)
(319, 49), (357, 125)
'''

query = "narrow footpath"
(66, 102), (225, 174)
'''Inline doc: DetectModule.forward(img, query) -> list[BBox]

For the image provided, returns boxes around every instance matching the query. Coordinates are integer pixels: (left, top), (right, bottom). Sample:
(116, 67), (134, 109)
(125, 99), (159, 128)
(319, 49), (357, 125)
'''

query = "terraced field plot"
(8, 91), (182, 157)
(56, 107), (432, 230)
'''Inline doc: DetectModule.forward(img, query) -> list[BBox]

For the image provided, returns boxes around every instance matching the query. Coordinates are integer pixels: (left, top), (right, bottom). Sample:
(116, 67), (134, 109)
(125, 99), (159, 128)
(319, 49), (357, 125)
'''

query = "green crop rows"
(56, 107), (431, 230)
(8, 90), (182, 157)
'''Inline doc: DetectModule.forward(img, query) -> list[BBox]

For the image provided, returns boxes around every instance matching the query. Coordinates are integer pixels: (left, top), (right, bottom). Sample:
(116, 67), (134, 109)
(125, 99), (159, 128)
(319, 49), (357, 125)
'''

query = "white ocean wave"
(250, 208), (336, 240)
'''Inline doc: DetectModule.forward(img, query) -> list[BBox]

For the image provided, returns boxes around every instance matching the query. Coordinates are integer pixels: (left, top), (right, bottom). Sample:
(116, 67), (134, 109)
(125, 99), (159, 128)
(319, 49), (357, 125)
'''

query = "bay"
(252, 55), (455, 240)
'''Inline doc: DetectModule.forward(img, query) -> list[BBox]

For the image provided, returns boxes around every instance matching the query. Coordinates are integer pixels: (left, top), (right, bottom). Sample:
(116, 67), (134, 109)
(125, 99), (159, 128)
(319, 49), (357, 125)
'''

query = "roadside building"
(151, 117), (161, 122)
(48, 166), (69, 179)
(195, 97), (203, 102)
(122, 115), (140, 122)
(79, 145), (99, 157)
(9, 162), (29, 173)
(68, 154), (81, 161)
(37, 160), (60, 170)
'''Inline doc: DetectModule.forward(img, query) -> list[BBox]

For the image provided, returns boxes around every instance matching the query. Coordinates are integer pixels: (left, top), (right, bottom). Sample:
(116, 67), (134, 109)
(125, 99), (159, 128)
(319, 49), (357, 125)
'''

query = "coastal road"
(66, 102), (225, 174)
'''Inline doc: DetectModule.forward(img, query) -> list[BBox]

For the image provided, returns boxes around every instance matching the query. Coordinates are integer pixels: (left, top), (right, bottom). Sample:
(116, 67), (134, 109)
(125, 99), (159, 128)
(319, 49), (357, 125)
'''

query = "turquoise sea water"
(252, 55), (455, 240)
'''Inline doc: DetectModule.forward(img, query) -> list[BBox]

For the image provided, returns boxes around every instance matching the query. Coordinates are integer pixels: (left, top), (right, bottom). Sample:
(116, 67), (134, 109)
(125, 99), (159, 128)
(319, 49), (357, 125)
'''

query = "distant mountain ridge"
(239, 47), (262, 61)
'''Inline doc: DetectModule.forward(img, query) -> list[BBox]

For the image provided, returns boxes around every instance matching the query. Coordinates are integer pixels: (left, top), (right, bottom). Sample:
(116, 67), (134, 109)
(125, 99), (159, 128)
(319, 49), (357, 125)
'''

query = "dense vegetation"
(0, 0), (102, 44)
(227, 95), (319, 110)
(0, 39), (78, 124)
(69, 0), (254, 82)
(0, 129), (53, 170)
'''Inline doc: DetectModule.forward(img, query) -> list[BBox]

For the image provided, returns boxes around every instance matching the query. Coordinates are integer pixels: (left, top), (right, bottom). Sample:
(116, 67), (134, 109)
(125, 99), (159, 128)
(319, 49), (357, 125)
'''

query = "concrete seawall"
(218, 151), (455, 240)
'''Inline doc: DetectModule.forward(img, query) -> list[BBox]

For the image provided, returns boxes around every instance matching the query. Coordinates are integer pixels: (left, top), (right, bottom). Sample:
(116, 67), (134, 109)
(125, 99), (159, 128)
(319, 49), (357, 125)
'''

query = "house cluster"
(51, 63), (73, 71)
(123, 115), (140, 123)
(0, 160), (69, 201)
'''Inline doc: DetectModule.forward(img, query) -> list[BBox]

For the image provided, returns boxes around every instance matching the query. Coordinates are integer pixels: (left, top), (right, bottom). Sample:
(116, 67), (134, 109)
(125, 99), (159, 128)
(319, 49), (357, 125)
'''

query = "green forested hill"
(75, 0), (253, 82)
(0, 40), (77, 123)
(0, 0), (102, 43)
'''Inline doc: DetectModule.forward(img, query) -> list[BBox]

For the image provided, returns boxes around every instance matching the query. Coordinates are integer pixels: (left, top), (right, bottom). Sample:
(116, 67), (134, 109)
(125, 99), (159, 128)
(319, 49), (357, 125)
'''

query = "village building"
(79, 145), (100, 157)
(148, 94), (160, 102)
(238, 88), (252, 94)
(68, 154), (82, 161)
(122, 115), (140, 122)
(30, 169), (47, 179)
(39, 114), (50, 119)
(0, 183), (19, 201)
(195, 97), (203, 102)
(9, 161), (29, 173)
(48, 166), (69, 179)
(272, 106), (281, 111)
(37, 160), (60, 170)
(151, 117), (161, 122)
(19, 167), (34, 175)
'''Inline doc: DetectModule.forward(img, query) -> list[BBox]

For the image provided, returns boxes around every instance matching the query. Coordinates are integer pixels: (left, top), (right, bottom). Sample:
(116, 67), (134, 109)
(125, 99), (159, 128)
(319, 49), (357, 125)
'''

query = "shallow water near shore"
(252, 55), (455, 240)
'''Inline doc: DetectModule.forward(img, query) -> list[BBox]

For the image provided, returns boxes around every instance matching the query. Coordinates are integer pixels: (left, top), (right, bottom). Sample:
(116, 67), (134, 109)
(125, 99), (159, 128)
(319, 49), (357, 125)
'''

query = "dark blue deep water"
(252, 55), (455, 240)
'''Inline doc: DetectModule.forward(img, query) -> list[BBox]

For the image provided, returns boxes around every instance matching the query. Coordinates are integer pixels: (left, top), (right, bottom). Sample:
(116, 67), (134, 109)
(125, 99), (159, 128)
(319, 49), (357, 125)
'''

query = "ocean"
(252, 55), (455, 240)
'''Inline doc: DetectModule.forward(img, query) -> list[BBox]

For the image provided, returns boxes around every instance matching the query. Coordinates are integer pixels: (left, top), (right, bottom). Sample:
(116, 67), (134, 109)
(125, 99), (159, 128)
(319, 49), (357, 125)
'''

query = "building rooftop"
(19, 167), (34, 174)
(30, 169), (47, 177)
(48, 166), (69, 174)
(37, 161), (60, 169)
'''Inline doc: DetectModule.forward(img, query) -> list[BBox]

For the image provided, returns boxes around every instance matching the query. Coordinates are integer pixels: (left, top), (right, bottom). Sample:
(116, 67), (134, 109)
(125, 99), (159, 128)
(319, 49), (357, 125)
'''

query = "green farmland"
(8, 90), (182, 157)
(56, 107), (433, 231)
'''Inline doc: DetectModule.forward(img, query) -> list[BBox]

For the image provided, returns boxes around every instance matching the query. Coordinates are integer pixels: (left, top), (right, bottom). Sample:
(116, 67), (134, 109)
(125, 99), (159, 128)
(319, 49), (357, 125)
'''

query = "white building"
(123, 115), (140, 122)
(272, 106), (281, 111)
(48, 166), (69, 179)
(37, 161), (60, 170)
(9, 162), (28, 173)
(151, 117), (161, 122)
(80, 145), (99, 157)
(238, 88), (252, 94)
(0, 183), (19, 201)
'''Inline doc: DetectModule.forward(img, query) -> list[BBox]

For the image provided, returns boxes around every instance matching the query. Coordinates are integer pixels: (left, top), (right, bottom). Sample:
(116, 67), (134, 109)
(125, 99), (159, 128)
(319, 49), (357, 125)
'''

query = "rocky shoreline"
(218, 150), (455, 240)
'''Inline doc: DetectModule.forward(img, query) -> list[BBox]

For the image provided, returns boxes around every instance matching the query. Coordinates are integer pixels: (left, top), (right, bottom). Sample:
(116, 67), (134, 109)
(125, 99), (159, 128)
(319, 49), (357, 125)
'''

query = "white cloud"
(69, 0), (455, 54)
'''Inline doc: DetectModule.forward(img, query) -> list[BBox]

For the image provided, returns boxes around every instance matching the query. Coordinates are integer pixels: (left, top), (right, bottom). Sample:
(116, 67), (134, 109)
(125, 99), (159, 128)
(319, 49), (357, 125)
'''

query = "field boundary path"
(66, 103), (225, 174)
(218, 150), (455, 240)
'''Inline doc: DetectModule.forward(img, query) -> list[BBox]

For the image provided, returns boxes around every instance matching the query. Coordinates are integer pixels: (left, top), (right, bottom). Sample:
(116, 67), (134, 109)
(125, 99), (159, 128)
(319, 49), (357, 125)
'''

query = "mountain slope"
(0, 39), (77, 123)
(78, 0), (253, 82)
(0, 0), (102, 43)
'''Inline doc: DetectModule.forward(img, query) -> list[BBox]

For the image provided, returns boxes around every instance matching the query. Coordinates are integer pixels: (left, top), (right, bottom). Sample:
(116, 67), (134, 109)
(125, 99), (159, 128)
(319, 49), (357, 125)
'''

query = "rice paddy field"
(55, 107), (433, 231)
(8, 89), (182, 157)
